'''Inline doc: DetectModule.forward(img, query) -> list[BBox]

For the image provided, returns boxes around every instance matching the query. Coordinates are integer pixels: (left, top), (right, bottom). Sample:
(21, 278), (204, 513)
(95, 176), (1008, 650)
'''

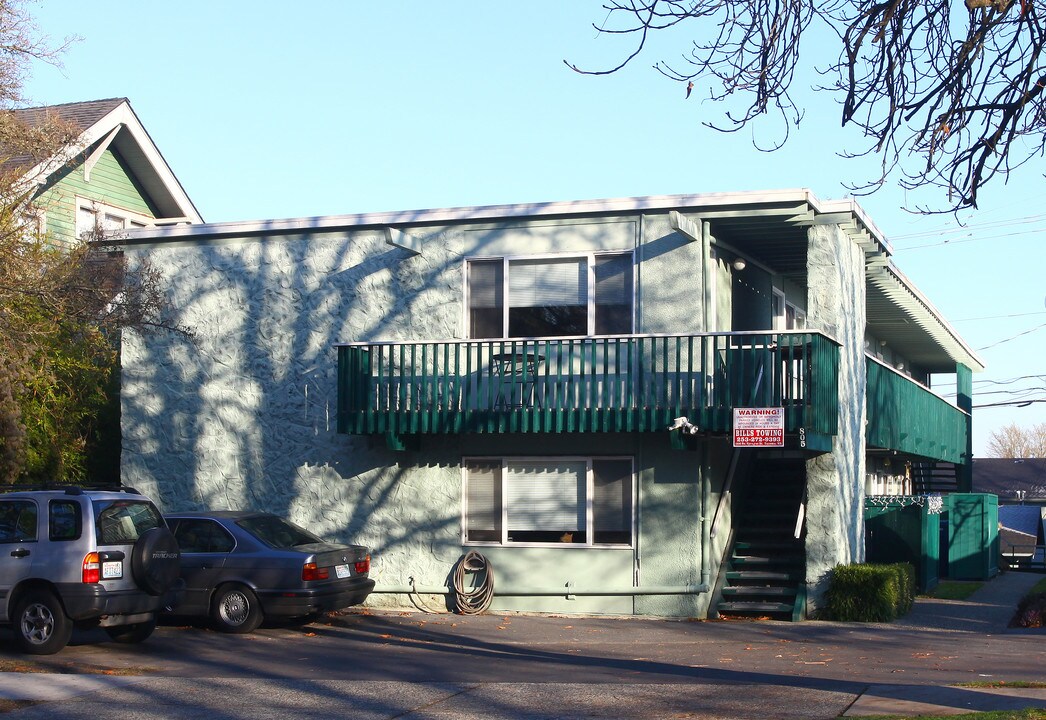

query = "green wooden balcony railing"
(866, 358), (970, 464)
(337, 332), (840, 438)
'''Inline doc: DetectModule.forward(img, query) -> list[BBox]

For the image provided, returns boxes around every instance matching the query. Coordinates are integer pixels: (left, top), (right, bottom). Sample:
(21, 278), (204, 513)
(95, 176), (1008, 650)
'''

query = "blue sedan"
(164, 511), (374, 633)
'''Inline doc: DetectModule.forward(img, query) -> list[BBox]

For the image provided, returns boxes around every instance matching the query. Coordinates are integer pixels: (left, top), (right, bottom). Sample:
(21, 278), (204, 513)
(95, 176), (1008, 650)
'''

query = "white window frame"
(464, 251), (636, 339)
(772, 288), (807, 331)
(462, 456), (636, 548)
(75, 197), (153, 239)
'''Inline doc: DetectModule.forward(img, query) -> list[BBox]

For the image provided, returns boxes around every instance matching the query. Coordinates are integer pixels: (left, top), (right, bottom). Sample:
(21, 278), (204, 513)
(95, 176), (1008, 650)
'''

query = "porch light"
(732, 258), (747, 271)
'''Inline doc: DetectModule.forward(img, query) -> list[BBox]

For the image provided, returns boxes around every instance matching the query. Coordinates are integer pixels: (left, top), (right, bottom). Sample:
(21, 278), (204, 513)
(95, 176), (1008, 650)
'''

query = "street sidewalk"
(845, 569), (1046, 716)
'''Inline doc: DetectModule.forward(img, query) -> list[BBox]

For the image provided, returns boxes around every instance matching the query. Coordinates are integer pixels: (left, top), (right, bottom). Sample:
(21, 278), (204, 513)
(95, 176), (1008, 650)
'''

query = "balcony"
(865, 358), (970, 464)
(337, 332), (840, 441)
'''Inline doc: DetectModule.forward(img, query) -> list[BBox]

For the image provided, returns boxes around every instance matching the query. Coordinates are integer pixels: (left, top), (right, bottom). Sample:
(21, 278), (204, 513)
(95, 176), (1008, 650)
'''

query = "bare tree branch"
(566, 0), (1046, 212)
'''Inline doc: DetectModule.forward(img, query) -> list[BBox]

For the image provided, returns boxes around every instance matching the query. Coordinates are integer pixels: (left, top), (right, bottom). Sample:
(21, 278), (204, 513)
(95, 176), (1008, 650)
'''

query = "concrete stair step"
(718, 601), (795, 613)
(721, 586), (797, 597)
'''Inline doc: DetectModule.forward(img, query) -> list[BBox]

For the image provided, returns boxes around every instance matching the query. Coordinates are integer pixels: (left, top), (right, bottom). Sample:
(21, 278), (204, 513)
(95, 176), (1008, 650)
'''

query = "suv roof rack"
(1, 483), (141, 495)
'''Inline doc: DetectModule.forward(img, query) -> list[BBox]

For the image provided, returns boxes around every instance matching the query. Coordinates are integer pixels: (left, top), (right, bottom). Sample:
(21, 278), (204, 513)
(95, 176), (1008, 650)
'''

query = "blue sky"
(24, 1), (1046, 457)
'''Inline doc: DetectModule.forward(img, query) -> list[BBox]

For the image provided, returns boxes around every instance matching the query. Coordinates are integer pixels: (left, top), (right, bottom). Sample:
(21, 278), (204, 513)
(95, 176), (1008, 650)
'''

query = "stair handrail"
(710, 449), (741, 539)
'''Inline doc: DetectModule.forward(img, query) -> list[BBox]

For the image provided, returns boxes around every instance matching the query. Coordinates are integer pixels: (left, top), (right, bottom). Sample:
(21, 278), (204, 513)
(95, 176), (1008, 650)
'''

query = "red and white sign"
(732, 407), (785, 447)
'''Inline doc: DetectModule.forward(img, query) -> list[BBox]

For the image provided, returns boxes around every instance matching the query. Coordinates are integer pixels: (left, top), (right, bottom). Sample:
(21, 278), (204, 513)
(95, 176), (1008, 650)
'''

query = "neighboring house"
(974, 458), (1046, 569)
(116, 190), (983, 620)
(972, 458), (1046, 506)
(7, 97), (202, 243)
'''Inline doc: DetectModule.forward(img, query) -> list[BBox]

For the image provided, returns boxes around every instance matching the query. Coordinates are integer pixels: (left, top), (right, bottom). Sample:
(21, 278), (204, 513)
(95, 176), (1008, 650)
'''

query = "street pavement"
(0, 571), (1041, 718)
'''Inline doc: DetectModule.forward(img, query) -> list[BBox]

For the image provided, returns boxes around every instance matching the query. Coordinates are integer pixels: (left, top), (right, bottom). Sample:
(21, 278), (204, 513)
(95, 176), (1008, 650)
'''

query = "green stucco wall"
(122, 211), (738, 618)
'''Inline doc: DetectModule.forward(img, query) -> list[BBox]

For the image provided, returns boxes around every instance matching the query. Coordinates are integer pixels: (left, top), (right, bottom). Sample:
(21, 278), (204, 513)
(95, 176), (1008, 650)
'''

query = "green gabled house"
(116, 190), (984, 620)
(11, 97), (202, 243)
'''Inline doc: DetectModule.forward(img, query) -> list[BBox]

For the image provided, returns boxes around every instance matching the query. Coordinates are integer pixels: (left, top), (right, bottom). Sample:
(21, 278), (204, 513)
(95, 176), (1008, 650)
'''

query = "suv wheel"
(14, 590), (73, 655)
(211, 584), (263, 634)
(131, 527), (181, 595)
(104, 618), (157, 644)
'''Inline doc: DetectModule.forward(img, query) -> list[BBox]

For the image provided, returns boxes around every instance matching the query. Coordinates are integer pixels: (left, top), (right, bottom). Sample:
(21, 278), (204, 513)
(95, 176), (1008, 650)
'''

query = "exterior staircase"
(716, 460), (806, 621)
(911, 461), (961, 494)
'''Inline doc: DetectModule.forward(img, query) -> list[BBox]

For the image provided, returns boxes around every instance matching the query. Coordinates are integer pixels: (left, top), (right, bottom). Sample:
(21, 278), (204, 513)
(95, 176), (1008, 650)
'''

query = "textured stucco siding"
(803, 223), (867, 610)
(122, 229), (468, 601)
(122, 214), (718, 617)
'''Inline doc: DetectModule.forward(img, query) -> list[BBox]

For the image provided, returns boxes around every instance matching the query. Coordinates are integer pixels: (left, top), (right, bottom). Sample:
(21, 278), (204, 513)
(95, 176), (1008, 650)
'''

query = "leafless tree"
(986, 421), (1046, 457)
(566, 0), (1046, 213)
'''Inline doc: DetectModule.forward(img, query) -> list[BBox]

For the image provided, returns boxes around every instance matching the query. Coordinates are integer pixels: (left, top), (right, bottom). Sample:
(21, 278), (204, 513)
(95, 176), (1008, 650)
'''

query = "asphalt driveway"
(0, 571), (1041, 718)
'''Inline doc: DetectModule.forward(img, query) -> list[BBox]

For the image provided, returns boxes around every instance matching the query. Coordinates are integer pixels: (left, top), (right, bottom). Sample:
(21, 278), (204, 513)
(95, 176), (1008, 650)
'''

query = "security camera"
(667, 416), (699, 434)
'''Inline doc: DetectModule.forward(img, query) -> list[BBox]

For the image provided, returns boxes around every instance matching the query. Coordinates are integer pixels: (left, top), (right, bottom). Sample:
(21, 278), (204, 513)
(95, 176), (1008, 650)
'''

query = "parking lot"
(0, 576), (1043, 719)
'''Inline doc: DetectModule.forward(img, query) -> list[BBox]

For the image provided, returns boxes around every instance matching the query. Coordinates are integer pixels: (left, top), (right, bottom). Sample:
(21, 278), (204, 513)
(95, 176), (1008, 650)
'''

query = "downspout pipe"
(700, 443), (712, 592)
(699, 217), (714, 593)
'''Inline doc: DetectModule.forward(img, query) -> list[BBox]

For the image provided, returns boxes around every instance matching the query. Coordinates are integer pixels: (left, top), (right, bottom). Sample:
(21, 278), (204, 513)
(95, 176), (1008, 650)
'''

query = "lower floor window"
(464, 457), (633, 546)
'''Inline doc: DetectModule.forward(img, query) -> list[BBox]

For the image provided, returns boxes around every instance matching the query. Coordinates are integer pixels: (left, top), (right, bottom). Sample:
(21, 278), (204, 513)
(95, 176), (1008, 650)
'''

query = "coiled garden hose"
(451, 550), (494, 615)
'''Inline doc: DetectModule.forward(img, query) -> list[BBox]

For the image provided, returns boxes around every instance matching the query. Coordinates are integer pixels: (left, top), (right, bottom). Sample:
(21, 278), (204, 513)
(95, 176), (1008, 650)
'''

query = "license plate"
(102, 561), (123, 579)
(335, 564), (351, 579)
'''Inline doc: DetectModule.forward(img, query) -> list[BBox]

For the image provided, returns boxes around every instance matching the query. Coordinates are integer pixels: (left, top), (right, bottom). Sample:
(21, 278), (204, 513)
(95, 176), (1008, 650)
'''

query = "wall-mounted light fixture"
(732, 258), (747, 271)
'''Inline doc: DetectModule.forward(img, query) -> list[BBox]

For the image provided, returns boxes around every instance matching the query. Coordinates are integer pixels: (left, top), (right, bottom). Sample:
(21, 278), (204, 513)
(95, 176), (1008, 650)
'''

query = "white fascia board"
(122, 189), (825, 243)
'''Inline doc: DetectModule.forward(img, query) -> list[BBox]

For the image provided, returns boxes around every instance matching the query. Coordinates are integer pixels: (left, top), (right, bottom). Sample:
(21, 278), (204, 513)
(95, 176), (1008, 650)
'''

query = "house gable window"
(467, 252), (634, 339)
(75, 198), (151, 240)
(464, 457), (634, 547)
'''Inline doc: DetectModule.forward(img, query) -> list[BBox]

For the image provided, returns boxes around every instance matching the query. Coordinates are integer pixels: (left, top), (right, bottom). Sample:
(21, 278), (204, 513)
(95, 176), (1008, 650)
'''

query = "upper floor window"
(467, 252), (634, 338)
(75, 198), (151, 240)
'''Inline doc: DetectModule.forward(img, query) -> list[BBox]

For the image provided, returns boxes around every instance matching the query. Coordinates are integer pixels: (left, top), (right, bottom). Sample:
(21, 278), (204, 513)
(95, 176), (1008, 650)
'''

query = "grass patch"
(921, 581), (983, 601)
(862, 710), (1046, 720)
(957, 682), (1046, 689)
(1027, 577), (1046, 596)
(0, 658), (154, 675)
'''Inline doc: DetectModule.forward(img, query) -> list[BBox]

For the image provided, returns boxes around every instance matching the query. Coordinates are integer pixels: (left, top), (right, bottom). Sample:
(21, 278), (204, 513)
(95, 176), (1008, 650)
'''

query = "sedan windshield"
(237, 515), (323, 549)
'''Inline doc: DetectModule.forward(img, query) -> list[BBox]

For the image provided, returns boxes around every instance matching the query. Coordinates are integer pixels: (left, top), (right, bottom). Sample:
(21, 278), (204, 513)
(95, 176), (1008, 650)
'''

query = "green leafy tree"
(0, 0), (187, 484)
(567, 0), (1046, 213)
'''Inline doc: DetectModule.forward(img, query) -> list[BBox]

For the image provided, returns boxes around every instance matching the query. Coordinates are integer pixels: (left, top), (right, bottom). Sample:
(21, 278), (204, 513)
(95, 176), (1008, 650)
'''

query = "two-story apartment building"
(115, 190), (983, 619)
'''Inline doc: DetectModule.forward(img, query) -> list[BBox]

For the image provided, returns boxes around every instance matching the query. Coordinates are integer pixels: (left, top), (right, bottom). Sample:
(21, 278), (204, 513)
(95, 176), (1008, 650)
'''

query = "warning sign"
(733, 407), (785, 448)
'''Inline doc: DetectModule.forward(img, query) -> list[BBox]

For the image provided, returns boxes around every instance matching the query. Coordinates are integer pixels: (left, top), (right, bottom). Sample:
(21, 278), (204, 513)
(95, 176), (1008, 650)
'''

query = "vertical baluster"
(599, 338), (607, 430)
(636, 336), (646, 431)
(625, 337), (634, 432)
(556, 340), (564, 431)
(589, 338), (598, 431)
(465, 341), (473, 423)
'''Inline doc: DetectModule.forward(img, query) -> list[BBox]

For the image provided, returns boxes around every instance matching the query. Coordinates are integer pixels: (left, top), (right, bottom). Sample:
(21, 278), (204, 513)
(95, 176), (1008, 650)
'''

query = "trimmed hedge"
(823, 563), (916, 621)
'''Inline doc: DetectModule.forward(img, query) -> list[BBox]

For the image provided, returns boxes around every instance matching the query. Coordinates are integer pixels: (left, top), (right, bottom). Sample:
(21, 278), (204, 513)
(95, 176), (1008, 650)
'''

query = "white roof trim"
(124, 188), (876, 242)
(868, 261), (986, 372)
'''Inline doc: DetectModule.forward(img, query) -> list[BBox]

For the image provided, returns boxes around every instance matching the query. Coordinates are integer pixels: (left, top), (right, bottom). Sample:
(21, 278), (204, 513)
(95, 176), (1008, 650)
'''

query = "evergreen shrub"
(824, 562), (915, 621)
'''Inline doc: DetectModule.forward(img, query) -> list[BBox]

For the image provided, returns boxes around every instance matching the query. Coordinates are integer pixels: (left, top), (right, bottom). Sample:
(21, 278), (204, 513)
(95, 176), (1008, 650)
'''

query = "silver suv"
(0, 486), (182, 654)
